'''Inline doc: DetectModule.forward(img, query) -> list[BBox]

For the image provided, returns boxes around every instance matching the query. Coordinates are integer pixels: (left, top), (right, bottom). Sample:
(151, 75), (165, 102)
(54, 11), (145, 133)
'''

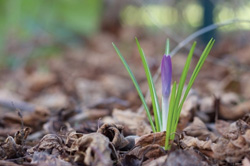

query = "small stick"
(138, 19), (250, 114)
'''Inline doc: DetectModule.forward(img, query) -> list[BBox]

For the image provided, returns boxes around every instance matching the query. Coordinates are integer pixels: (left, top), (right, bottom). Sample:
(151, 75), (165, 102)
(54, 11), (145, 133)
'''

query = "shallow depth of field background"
(0, 0), (250, 69)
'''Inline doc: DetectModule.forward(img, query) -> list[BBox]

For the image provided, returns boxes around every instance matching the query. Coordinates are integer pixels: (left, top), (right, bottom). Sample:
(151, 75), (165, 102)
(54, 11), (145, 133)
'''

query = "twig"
(138, 19), (250, 114)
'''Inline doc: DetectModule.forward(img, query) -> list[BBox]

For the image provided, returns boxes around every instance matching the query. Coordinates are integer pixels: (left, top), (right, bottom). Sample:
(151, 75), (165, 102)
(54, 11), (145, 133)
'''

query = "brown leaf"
(143, 155), (168, 166)
(180, 136), (212, 151)
(14, 127), (31, 145)
(27, 71), (57, 92)
(184, 117), (217, 141)
(31, 151), (71, 166)
(28, 134), (66, 156)
(179, 94), (199, 130)
(135, 131), (166, 147)
(220, 100), (250, 120)
(0, 136), (23, 159)
(3, 106), (50, 131)
(129, 144), (165, 160)
(167, 149), (209, 166)
(242, 157), (250, 166)
(0, 160), (21, 166)
(211, 128), (250, 162)
(121, 154), (141, 166)
(97, 123), (129, 150)
(111, 109), (151, 135)
(70, 133), (112, 166)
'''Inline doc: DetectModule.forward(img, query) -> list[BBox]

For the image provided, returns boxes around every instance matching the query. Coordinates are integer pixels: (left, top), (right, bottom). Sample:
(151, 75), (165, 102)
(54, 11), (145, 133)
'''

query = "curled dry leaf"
(180, 136), (212, 151)
(182, 116), (250, 163)
(211, 136), (248, 163)
(70, 133), (113, 166)
(216, 116), (250, 140)
(65, 131), (83, 147)
(0, 128), (30, 159)
(97, 123), (129, 150)
(28, 134), (66, 156)
(0, 136), (23, 159)
(211, 118), (250, 163)
(14, 127), (31, 145)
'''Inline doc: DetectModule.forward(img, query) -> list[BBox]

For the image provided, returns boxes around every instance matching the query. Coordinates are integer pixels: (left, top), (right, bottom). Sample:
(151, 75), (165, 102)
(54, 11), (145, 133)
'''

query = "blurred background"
(0, 0), (250, 112)
(1, 0), (250, 68)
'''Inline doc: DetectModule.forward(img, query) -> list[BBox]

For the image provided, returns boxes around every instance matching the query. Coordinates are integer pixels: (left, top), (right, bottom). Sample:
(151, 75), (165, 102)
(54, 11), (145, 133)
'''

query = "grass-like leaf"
(135, 38), (162, 132)
(170, 42), (196, 139)
(165, 81), (176, 150)
(112, 43), (156, 132)
(172, 38), (215, 135)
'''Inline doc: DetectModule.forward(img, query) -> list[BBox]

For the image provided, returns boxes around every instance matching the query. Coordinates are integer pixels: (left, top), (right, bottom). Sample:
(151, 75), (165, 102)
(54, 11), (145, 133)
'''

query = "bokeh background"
(1, 0), (250, 68)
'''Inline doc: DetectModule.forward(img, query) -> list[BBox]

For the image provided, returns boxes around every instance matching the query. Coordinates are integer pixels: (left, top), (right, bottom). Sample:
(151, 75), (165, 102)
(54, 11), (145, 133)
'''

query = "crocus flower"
(161, 55), (172, 98)
(161, 54), (172, 131)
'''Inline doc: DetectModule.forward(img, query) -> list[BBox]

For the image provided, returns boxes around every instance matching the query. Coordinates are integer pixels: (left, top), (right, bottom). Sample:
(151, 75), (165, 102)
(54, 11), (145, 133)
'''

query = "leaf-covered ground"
(0, 30), (250, 166)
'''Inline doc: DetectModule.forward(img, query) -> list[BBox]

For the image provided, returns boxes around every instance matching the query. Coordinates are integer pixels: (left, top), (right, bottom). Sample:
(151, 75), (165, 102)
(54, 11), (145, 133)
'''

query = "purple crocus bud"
(161, 54), (172, 98)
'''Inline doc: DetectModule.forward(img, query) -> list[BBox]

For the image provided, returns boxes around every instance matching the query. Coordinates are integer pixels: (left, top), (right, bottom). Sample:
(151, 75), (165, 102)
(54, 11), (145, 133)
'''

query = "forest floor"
(0, 29), (250, 166)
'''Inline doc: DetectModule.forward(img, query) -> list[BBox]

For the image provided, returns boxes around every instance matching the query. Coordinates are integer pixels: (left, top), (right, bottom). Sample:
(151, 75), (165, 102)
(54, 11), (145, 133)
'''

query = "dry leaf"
(28, 134), (66, 156)
(179, 94), (199, 130)
(121, 154), (141, 166)
(111, 109), (151, 135)
(143, 155), (168, 166)
(14, 127), (31, 145)
(0, 160), (21, 166)
(220, 100), (250, 120)
(242, 157), (250, 166)
(211, 120), (250, 163)
(129, 144), (165, 160)
(70, 133), (112, 166)
(27, 71), (56, 92)
(97, 123), (129, 150)
(183, 117), (217, 141)
(0, 136), (23, 159)
(167, 149), (209, 166)
(180, 136), (212, 151)
(31, 151), (71, 166)
(135, 131), (166, 147)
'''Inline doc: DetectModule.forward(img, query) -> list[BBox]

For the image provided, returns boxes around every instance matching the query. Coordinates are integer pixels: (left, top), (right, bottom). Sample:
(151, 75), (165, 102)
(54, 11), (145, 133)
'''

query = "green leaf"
(112, 42), (156, 132)
(178, 39), (215, 114)
(165, 81), (176, 150)
(172, 38), (215, 135)
(170, 41), (196, 139)
(135, 37), (162, 132)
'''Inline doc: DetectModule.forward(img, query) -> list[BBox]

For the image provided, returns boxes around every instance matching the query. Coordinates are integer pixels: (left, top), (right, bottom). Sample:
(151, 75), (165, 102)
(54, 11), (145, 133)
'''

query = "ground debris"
(69, 132), (113, 166)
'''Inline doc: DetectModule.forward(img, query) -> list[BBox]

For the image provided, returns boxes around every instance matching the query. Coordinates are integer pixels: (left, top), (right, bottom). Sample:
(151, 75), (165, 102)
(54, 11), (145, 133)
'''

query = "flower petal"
(161, 54), (172, 98)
